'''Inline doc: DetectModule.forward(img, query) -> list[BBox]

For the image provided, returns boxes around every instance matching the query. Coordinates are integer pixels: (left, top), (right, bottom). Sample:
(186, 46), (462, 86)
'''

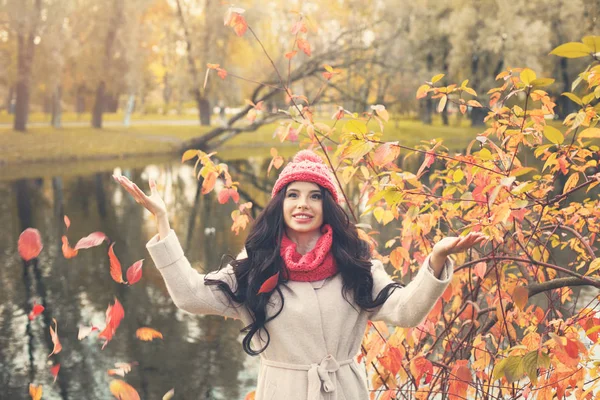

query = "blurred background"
(0, 0), (598, 399)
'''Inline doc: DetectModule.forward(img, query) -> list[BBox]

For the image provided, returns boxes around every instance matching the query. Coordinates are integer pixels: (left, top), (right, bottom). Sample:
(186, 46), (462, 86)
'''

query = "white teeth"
(294, 215), (311, 219)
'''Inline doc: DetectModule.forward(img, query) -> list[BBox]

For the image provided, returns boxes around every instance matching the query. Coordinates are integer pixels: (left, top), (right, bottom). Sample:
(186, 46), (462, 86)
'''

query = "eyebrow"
(286, 189), (321, 193)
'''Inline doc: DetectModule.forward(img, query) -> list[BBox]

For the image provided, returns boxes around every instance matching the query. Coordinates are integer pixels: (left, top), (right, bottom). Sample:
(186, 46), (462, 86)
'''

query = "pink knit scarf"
(280, 224), (338, 282)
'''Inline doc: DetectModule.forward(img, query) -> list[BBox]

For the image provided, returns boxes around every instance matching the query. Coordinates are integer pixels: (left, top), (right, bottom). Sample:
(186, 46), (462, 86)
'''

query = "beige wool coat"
(146, 229), (454, 400)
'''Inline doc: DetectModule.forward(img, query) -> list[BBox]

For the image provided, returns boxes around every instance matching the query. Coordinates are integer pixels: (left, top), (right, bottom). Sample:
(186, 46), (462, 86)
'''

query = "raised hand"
(113, 175), (167, 217)
(432, 232), (487, 258)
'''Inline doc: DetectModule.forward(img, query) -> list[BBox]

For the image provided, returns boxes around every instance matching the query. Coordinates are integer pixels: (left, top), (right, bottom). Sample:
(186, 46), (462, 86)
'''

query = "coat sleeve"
(367, 254), (454, 327)
(146, 229), (245, 320)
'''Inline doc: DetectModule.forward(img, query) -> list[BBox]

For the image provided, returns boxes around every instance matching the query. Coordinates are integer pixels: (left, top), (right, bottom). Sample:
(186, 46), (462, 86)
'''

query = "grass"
(0, 113), (521, 181)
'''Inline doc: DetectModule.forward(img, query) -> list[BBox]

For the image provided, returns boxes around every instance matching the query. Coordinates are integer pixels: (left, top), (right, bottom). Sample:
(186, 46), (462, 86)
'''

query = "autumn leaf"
(285, 50), (297, 59)
(75, 232), (108, 250)
(296, 38), (311, 56)
(370, 104), (389, 122)
(77, 325), (99, 340)
(109, 379), (140, 400)
(163, 388), (175, 400)
(201, 170), (218, 195)
(108, 243), (126, 284)
(61, 236), (79, 259)
(378, 346), (404, 375)
(550, 42), (592, 58)
(50, 364), (60, 383)
(126, 260), (144, 285)
(136, 327), (164, 341)
(437, 95), (448, 113)
(448, 360), (471, 400)
(373, 141), (400, 167)
(243, 391), (255, 400)
(218, 187), (240, 204)
(64, 215), (71, 230)
(416, 84), (430, 99)
(513, 286), (529, 311)
(410, 356), (433, 384)
(108, 362), (138, 377)
(18, 228), (43, 262)
(28, 301), (44, 321)
(29, 383), (42, 400)
(99, 297), (125, 350)
(258, 272), (280, 294)
(291, 20), (307, 34)
(48, 318), (62, 357)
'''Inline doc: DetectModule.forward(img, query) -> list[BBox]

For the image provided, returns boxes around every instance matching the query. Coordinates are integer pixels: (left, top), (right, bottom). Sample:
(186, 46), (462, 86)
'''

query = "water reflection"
(0, 163), (270, 399)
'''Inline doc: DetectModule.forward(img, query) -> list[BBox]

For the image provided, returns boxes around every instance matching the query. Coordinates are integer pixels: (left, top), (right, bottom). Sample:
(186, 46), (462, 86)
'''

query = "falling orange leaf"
(75, 232), (107, 250)
(28, 301), (44, 321)
(126, 260), (144, 285)
(50, 364), (60, 383)
(109, 379), (140, 400)
(99, 297), (125, 350)
(258, 272), (280, 294)
(18, 228), (43, 262)
(136, 327), (164, 341)
(64, 215), (71, 230)
(285, 50), (297, 59)
(61, 236), (79, 259)
(29, 383), (42, 400)
(108, 243), (126, 284)
(48, 318), (62, 357)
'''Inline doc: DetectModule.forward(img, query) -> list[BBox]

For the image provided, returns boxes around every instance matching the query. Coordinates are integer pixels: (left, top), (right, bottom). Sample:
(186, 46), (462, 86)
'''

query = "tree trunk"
(51, 85), (62, 128)
(470, 107), (487, 126)
(198, 94), (211, 126)
(14, 35), (34, 131)
(92, 81), (106, 128)
(441, 106), (449, 125)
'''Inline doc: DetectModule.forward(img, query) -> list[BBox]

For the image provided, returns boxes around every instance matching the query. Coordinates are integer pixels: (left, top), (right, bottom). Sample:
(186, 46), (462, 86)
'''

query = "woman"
(113, 150), (485, 400)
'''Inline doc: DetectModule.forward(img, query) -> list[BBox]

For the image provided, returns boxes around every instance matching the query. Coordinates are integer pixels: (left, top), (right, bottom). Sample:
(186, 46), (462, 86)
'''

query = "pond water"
(1, 153), (598, 399)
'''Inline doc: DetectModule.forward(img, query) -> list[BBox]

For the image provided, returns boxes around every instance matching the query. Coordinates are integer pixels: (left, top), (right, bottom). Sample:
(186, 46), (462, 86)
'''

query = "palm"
(113, 175), (167, 217)
(432, 232), (486, 257)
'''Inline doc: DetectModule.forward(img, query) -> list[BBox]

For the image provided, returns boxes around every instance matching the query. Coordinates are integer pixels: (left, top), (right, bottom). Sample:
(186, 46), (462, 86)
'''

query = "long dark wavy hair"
(204, 183), (405, 356)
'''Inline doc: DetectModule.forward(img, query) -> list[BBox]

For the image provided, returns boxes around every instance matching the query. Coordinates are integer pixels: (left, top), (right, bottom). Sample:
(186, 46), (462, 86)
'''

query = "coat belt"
(262, 354), (354, 400)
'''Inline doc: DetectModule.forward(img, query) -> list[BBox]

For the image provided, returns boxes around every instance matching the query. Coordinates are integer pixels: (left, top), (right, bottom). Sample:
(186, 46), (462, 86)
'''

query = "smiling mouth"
(292, 214), (313, 221)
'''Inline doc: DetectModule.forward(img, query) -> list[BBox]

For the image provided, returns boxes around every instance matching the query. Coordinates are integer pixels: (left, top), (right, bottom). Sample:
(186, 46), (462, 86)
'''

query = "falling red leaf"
(28, 302), (45, 321)
(18, 228), (43, 262)
(285, 50), (297, 59)
(296, 38), (311, 56)
(109, 379), (140, 400)
(258, 272), (279, 294)
(77, 325), (99, 340)
(48, 318), (62, 357)
(108, 243), (126, 284)
(136, 327), (164, 341)
(74, 232), (107, 250)
(126, 260), (144, 285)
(64, 215), (71, 230)
(99, 297), (125, 350)
(61, 236), (79, 259)
(50, 364), (60, 383)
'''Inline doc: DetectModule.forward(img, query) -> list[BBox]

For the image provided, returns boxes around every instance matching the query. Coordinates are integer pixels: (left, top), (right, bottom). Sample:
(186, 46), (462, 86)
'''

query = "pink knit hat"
(271, 150), (342, 203)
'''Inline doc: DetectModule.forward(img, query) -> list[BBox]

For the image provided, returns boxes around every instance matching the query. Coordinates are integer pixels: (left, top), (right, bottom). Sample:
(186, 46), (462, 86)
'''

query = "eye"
(311, 193), (322, 200)
(287, 192), (297, 198)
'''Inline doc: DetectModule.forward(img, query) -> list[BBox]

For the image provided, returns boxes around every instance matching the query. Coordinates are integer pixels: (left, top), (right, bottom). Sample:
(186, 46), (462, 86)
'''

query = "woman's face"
(283, 181), (324, 235)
